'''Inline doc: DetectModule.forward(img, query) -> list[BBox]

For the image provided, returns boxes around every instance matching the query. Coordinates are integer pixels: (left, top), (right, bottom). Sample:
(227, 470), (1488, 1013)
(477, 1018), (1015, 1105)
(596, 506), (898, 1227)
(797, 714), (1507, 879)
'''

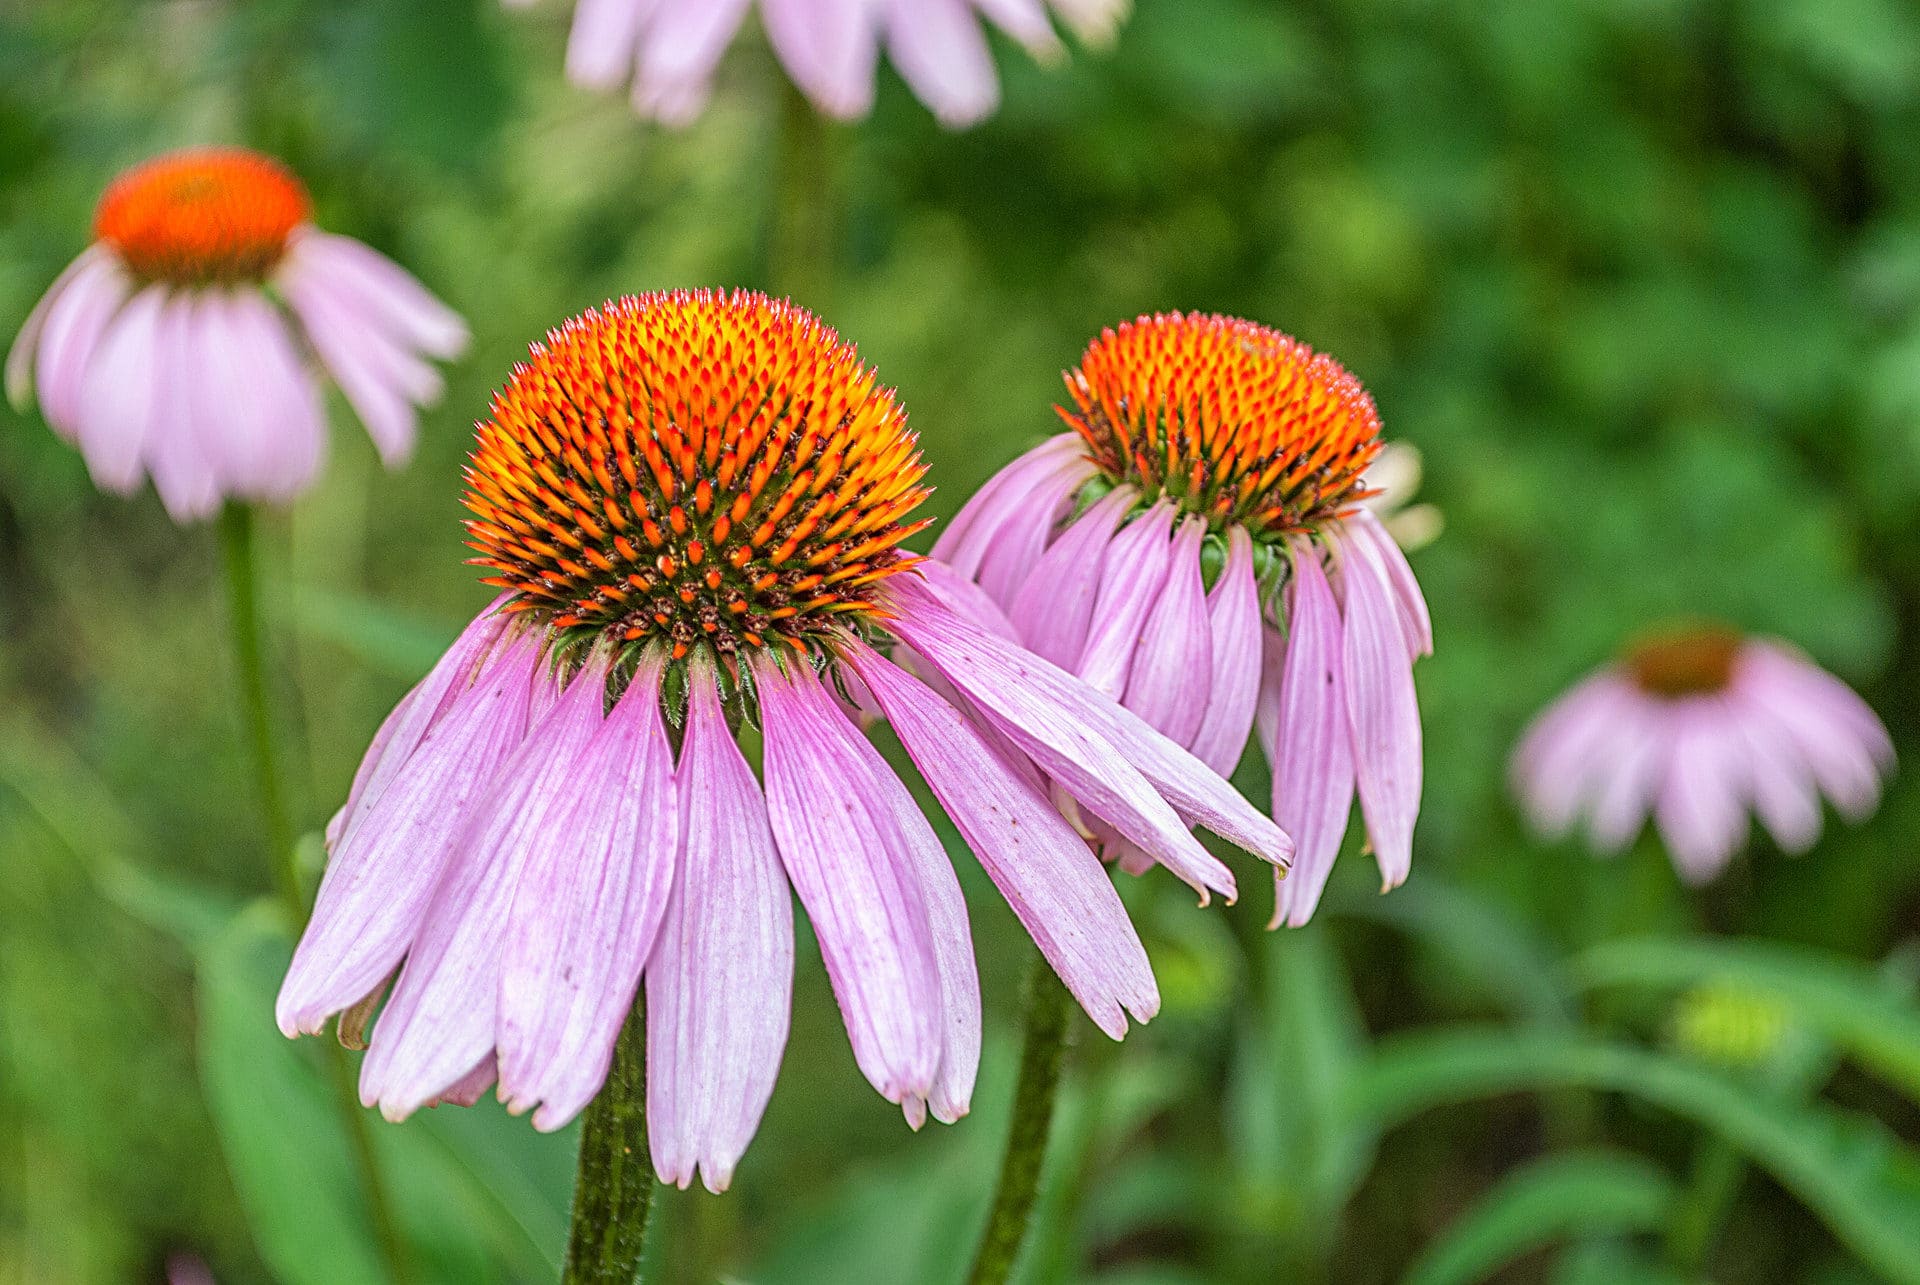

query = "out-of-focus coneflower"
(505, 0), (1127, 128)
(937, 312), (1432, 928)
(6, 147), (466, 522)
(1511, 624), (1893, 884)
(277, 290), (1289, 1197)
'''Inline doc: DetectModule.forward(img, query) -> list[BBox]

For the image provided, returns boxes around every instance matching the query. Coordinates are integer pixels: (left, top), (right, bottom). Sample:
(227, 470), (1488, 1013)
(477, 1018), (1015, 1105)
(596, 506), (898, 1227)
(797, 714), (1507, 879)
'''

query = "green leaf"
(1405, 1150), (1673, 1285)
(195, 904), (569, 1284)
(1341, 1031), (1920, 1285)
(1573, 937), (1920, 1103)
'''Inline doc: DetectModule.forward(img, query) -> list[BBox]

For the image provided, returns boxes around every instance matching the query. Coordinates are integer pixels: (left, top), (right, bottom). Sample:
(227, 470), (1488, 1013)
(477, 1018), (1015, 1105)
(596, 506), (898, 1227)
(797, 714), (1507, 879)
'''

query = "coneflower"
(6, 147), (465, 521)
(938, 312), (1432, 927)
(1512, 624), (1894, 883)
(277, 290), (1290, 1199)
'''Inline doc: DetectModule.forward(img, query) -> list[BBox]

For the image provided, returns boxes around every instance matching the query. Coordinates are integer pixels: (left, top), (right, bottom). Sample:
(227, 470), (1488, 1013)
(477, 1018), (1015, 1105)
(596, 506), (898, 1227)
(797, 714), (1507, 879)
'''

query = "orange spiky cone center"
(1059, 312), (1384, 537)
(464, 290), (933, 663)
(94, 148), (310, 285)
(1624, 624), (1744, 699)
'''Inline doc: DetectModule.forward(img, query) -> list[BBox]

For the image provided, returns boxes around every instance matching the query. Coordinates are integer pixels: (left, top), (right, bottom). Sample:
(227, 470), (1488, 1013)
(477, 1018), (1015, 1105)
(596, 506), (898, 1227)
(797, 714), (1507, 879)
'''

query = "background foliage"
(3, 0), (1919, 1281)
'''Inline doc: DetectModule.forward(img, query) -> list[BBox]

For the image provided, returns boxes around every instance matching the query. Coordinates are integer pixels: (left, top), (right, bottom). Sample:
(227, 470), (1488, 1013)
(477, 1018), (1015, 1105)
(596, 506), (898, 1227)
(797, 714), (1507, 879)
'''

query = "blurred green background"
(4, 0), (1920, 1282)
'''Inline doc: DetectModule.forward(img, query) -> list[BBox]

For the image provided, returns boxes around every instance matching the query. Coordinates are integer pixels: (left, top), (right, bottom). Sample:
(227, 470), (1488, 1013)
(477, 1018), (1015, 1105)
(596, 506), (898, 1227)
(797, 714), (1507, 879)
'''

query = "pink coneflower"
(935, 312), (1432, 928)
(277, 290), (1289, 1191)
(1511, 625), (1894, 883)
(509, 0), (1127, 127)
(6, 147), (466, 522)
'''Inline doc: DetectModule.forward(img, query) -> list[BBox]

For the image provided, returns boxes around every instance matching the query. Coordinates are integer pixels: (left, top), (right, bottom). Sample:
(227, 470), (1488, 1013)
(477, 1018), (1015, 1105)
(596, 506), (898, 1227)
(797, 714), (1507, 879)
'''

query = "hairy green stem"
(969, 954), (1072, 1285)
(218, 502), (413, 1285)
(564, 1001), (656, 1284)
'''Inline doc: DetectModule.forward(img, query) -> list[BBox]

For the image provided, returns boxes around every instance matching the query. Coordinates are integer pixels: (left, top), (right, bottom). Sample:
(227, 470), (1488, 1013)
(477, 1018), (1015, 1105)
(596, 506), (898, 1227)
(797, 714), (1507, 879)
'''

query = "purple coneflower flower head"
(5, 148), (466, 523)
(1511, 624), (1894, 884)
(276, 289), (1290, 1192)
(937, 312), (1432, 928)
(505, 0), (1127, 128)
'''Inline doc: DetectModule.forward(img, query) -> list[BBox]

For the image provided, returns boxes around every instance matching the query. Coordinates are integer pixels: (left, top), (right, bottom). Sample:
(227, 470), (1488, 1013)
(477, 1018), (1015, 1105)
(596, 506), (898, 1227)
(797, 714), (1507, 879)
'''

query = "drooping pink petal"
(1510, 671), (1641, 838)
(187, 290), (326, 505)
(1121, 514), (1213, 746)
(1343, 508), (1432, 658)
(277, 636), (543, 1038)
(1741, 643), (1895, 775)
(1585, 698), (1668, 853)
(73, 284), (169, 494)
(498, 659), (680, 1132)
(430, 1054), (498, 1109)
(848, 641), (1157, 1039)
(1736, 656), (1887, 822)
(280, 229), (468, 359)
(647, 665), (793, 1194)
(760, 0), (879, 119)
(29, 250), (133, 438)
(972, 0), (1065, 55)
(360, 656), (607, 1120)
(8, 246), (112, 414)
(1267, 550), (1355, 928)
(633, 0), (755, 125)
(1075, 502), (1176, 699)
(884, 576), (1255, 902)
(564, 0), (656, 89)
(933, 435), (1094, 607)
(755, 654), (943, 1108)
(882, 0), (1001, 127)
(1733, 697), (1824, 854)
(1336, 527), (1421, 890)
(1187, 525), (1262, 776)
(1653, 699), (1751, 884)
(1007, 485), (1135, 667)
(144, 293), (223, 522)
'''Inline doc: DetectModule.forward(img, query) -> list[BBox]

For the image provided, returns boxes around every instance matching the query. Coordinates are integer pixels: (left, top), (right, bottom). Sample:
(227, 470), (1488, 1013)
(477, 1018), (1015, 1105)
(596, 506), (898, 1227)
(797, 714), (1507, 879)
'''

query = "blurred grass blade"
(1341, 1031), (1920, 1285)
(1572, 937), (1920, 1103)
(1405, 1150), (1673, 1285)
(197, 904), (567, 1284)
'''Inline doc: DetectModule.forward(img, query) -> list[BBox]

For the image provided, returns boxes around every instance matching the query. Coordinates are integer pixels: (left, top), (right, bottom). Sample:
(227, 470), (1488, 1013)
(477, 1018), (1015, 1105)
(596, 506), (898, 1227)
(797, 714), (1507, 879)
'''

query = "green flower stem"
(770, 75), (834, 307)
(968, 953), (1073, 1285)
(217, 502), (413, 1285)
(564, 1001), (656, 1285)
(1665, 1133), (1744, 1273)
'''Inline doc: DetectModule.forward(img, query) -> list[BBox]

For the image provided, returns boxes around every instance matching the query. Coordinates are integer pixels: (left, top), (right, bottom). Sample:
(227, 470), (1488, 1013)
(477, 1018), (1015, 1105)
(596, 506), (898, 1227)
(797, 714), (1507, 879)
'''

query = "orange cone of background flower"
(6, 147), (466, 522)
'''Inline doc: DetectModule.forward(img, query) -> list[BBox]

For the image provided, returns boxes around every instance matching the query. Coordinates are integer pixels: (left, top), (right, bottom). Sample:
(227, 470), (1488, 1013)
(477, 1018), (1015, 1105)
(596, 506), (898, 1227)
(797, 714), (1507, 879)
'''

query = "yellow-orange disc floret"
(1059, 312), (1384, 536)
(94, 148), (310, 285)
(464, 290), (933, 661)
(1624, 623), (1743, 699)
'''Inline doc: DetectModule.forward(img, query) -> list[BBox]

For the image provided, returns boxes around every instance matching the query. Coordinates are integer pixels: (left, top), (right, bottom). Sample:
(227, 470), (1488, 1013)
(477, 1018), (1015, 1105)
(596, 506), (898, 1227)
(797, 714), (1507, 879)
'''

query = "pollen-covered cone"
(276, 289), (1290, 1193)
(509, 0), (1127, 128)
(936, 311), (1433, 927)
(5, 147), (467, 522)
(1511, 625), (1893, 884)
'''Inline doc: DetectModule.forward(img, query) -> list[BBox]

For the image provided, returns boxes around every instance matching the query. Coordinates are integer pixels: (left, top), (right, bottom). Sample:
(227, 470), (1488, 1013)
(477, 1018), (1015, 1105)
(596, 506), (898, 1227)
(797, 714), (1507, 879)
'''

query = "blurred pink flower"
(1511, 625), (1894, 883)
(277, 291), (1289, 1191)
(937, 312), (1432, 927)
(6, 147), (466, 523)
(508, 0), (1128, 127)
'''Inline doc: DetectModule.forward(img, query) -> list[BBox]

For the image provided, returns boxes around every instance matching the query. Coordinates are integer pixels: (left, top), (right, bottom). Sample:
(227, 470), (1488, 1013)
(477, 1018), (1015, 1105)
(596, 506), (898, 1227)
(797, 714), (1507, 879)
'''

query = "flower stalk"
(968, 953), (1073, 1285)
(218, 501), (413, 1285)
(563, 1001), (656, 1285)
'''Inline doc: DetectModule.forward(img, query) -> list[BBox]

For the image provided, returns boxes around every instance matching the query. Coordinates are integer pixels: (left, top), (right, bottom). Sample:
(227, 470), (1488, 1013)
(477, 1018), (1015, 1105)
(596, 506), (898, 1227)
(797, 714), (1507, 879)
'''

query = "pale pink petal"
(8, 245), (114, 414)
(647, 666), (793, 1194)
(144, 293), (223, 522)
(1733, 695), (1824, 854)
(30, 250), (134, 437)
(280, 266), (426, 466)
(848, 641), (1157, 1040)
(1736, 654), (1887, 822)
(430, 1054), (498, 1109)
(972, 0), (1064, 55)
(1654, 699), (1751, 883)
(1343, 509), (1432, 658)
(1187, 525), (1262, 775)
(1585, 700), (1668, 852)
(1741, 644), (1894, 774)
(1336, 528), (1422, 890)
(1121, 514), (1212, 745)
(1007, 485), (1134, 668)
(186, 290), (325, 504)
(499, 660), (680, 1132)
(73, 284), (169, 494)
(1268, 550), (1355, 928)
(277, 637), (544, 1038)
(360, 657), (605, 1119)
(565, 0), (657, 89)
(280, 229), (467, 359)
(760, 0), (879, 118)
(633, 0), (754, 125)
(755, 654), (942, 1107)
(933, 435), (1093, 607)
(883, 0), (1000, 127)
(1510, 671), (1642, 838)
(1075, 502), (1175, 699)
